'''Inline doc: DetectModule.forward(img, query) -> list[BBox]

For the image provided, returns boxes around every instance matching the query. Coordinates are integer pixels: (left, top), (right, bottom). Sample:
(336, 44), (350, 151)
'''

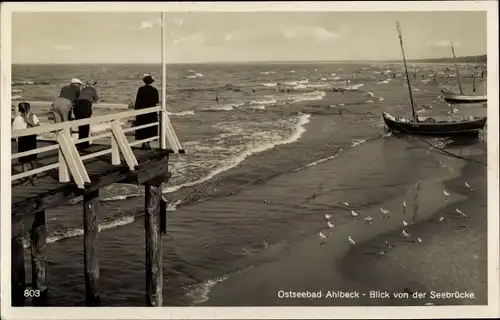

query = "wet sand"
(203, 151), (487, 306)
(340, 152), (487, 306)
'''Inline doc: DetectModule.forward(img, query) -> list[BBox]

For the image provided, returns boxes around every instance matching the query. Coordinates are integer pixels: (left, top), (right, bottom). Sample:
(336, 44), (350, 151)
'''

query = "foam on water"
(292, 148), (344, 172)
(350, 139), (367, 147)
(283, 79), (309, 86)
(24, 198), (185, 246)
(22, 216), (136, 248)
(168, 110), (195, 116)
(199, 91), (325, 113)
(101, 193), (145, 201)
(261, 82), (277, 87)
(249, 98), (277, 106)
(163, 113), (312, 194)
(377, 80), (391, 84)
(347, 83), (365, 90)
(201, 104), (237, 112)
(185, 265), (256, 305)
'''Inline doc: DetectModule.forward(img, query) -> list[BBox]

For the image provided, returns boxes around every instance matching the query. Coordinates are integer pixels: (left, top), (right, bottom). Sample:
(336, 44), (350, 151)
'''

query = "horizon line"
(12, 56), (487, 66)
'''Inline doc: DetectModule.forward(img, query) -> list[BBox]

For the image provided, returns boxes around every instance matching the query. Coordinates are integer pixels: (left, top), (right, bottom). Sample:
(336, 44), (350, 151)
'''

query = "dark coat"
(134, 84), (159, 140)
(59, 84), (80, 103)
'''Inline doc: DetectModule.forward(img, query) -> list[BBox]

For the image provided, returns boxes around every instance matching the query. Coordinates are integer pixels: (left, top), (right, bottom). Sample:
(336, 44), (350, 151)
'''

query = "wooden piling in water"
(30, 211), (48, 305)
(83, 189), (100, 306)
(11, 226), (26, 306)
(144, 181), (163, 306)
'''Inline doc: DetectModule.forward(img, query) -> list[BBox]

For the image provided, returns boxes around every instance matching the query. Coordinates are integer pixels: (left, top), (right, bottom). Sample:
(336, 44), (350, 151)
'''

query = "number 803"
(24, 289), (41, 298)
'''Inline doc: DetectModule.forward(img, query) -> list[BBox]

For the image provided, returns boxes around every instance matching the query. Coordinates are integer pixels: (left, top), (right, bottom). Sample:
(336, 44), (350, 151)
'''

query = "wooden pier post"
(30, 211), (48, 305)
(83, 189), (100, 306)
(11, 229), (26, 306)
(144, 180), (163, 306)
(160, 197), (168, 236)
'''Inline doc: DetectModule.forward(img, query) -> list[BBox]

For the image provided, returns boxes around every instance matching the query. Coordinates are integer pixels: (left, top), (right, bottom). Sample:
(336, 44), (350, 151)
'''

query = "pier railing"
(11, 107), (184, 188)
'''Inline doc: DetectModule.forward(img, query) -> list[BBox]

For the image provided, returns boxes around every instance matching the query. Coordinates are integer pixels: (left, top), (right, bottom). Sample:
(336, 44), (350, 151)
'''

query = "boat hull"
(382, 112), (486, 137)
(441, 90), (487, 103)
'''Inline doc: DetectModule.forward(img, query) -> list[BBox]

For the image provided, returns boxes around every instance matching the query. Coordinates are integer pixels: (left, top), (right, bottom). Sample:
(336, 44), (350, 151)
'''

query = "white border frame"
(1, 2), (498, 319)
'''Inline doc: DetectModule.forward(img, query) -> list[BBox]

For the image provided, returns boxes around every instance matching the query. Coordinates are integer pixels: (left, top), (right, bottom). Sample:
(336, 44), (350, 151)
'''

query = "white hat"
(71, 78), (83, 85)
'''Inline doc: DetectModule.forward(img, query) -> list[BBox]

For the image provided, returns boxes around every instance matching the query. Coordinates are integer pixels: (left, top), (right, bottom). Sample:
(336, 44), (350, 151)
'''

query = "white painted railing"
(11, 107), (183, 188)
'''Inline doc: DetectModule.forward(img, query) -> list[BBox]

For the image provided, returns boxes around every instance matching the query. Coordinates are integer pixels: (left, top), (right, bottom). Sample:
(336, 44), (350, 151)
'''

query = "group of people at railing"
(12, 74), (161, 183)
(52, 78), (99, 150)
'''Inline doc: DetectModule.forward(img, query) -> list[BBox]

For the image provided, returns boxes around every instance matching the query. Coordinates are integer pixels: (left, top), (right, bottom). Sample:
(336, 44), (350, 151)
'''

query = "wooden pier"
(10, 106), (183, 306)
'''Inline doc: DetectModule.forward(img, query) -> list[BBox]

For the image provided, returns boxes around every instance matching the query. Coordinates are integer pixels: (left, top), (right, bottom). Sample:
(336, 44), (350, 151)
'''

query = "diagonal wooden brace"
(111, 120), (139, 170)
(57, 128), (91, 188)
(162, 110), (184, 153)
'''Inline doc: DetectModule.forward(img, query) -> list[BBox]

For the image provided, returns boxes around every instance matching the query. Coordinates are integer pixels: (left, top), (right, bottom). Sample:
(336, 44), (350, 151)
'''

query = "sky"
(11, 11), (487, 64)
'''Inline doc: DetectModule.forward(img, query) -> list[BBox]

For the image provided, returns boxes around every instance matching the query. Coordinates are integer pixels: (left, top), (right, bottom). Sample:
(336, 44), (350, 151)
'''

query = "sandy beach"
(202, 151), (487, 306)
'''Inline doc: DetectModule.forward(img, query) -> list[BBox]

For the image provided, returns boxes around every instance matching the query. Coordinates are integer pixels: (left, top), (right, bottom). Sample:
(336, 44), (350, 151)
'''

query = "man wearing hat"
(134, 74), (159, 150)
(51, 78), (82, 123)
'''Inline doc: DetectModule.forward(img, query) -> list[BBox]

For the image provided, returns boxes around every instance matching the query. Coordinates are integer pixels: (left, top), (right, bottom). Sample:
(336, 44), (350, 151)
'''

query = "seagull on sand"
(380, 207), (390, 215)
(443, 190), (450, 202)
(402, 220), (408, 227)
(351, 210), (359, 217)
(343, 202), (350, 206)
(319, 232), (327, 240)
(402, 201), (407, 209)
(465, 182), (474, 191)
(417, 237), (423, 243)
(364, 216), (373, 224)
(327, 221), (335, 228)
(325, 214), (332, 220)
(348, 236), (356, 245)
(456, 208), (468, 217)
(438, 216), (445, 222)
(402, 229), (410, 237)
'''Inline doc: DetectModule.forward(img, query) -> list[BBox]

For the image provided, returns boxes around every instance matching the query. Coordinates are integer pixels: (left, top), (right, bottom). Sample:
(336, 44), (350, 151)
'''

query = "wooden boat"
(441, 89), (487, 103)
(382, 112), (486, 136)
(382, 22), (487, 137)
(441, 43), (487, 104)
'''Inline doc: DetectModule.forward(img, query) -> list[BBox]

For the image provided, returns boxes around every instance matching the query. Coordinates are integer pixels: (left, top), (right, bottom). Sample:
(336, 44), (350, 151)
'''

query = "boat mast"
(450, 42), (464, 94)
(396, 21), (417, 121)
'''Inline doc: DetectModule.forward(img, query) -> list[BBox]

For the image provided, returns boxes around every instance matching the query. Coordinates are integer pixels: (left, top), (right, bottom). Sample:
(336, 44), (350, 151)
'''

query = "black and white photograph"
(1, 1), (498, 319)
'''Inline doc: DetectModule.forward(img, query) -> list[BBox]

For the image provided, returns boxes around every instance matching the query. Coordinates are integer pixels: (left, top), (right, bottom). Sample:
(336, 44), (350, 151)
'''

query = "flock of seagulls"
(318, 180), (475, 250)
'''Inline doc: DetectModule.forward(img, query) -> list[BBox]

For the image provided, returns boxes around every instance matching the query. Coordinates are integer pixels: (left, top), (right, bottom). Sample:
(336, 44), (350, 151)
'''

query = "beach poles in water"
(145, 179), (164, 306)
(83, 190), (100, 306)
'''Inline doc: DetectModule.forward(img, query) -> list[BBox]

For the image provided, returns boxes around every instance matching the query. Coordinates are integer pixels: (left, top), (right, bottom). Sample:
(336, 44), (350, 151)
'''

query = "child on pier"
(12, 102), (40, 183)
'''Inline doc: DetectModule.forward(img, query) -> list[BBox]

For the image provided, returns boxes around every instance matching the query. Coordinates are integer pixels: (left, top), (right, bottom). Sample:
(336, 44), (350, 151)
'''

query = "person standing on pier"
(12, 102), (40, 183)
(134, 75), (159, 150)
(52, 78), (83, 123)
(73, 79), (99, 151)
